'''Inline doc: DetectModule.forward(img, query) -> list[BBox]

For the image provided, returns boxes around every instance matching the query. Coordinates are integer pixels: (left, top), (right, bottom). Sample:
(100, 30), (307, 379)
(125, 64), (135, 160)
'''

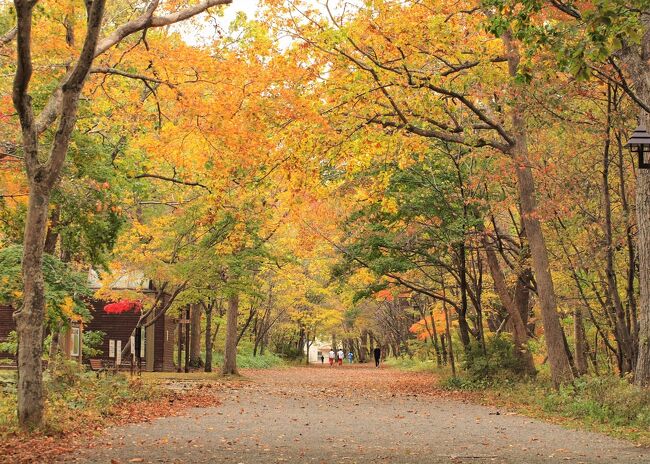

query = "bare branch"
(29, 0), (232, 139)
(1, 26), (17, 45)
(12, 0), (39, 179)
(133, 173), (212, 193)
(44, 0), (107, 187)
(95, 0), (232, 55)
(90, 66), (174, 86)
(371, 117), (510, 152)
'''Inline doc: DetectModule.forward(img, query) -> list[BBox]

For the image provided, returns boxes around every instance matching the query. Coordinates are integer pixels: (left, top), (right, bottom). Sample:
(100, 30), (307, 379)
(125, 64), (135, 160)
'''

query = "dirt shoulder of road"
(387, 365), (650, 448)
(1, 381), (221, 464)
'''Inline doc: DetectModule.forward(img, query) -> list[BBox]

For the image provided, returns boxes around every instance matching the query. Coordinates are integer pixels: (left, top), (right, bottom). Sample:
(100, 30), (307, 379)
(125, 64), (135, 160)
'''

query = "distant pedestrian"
(373, 347), (381, 368)
(328, 349), (335, 366)
(320, 353), (325, 364)
(337, 349), (344, 366)
(347, 351), (354, 364)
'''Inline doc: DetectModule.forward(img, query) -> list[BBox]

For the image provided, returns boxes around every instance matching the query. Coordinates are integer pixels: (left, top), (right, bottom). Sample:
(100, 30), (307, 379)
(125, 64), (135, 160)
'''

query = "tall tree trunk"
(442, 296), (456, 377)
(15, 189), (50, 427)
(12, 0), (106, 427)
(602, 84), (636, 374)
(617, 15), (650, 386)
(616, 133), (639, 343)
(222, 293), (239, 376)
(503, 31), (574, 387)
(636, 160), (650, 385)
(484, 238), (537, 375)
(190, 303), (203, 367)
(205, 305), (213, 373)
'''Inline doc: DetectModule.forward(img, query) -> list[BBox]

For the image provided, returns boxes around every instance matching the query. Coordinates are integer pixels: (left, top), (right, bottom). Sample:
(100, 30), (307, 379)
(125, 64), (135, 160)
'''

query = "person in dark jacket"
(373, 347), (381, 368)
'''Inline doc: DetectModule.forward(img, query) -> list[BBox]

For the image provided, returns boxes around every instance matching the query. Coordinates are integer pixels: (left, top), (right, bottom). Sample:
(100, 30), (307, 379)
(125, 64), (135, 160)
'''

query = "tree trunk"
(602, 84), (636, 374)
(14, 187), (51, 428)
(189, 303), (203, 367)
(457, 243), (472, 349)
(613, 16), (650, 386)
(442, 297), (456, 377)
(205, 305), (213, 373)
(513, 267), (532, 328)
(222, 293), (239, 376)
(484, 238), (537, 375)
(636, 164), (650, 385)
(503, 31), (574, 387)
(574, 307), (588, 376)
(184, 307), (190, 373)
(43, 205), (60, 255)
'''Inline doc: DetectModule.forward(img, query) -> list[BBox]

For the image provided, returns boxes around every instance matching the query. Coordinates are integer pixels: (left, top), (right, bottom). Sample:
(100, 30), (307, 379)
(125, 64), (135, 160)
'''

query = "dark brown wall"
(162, 315), (176, 372)
(0, 301), (174, 371)
(0, 305), (15, 360)
(85, 299), (141, 364)
(0, 305), (14, 339)
(85, 300), (173, 372)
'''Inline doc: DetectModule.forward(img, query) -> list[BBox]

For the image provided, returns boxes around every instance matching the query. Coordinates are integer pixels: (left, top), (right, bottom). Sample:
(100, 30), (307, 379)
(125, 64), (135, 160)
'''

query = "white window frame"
(71, 327), (80, 357)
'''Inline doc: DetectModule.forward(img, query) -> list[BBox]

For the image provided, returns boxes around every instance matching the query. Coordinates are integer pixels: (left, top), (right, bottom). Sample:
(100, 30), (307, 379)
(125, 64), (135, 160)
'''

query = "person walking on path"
(373, 347), (381, 368)
(347, 351), (354, 364)
(320, 353), (325, 364)
(328, 349), (335, 367)
(337, 349), (345, 366)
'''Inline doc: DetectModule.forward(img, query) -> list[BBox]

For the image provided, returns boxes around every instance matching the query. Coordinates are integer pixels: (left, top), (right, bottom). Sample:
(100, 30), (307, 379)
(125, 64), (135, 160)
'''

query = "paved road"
(62, 365), (650, 464)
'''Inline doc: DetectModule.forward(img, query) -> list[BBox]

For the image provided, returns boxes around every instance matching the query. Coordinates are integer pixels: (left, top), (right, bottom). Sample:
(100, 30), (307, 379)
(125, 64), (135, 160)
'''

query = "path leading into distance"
(62, 365), (650, 464)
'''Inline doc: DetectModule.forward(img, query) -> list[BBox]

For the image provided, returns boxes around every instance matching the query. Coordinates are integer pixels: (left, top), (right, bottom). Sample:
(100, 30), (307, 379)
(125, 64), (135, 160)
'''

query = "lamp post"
(625, 123), (650, 168)
(627, 123), (650, 385)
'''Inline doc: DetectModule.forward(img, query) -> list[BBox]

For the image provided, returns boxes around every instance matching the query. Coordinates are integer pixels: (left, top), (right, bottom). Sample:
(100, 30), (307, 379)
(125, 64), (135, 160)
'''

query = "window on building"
(71, 327), (80, 357)
(140, 327), (146, 358)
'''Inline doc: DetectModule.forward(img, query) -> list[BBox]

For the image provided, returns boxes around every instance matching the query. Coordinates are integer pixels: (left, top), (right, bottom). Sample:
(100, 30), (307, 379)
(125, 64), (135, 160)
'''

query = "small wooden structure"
(84, 298), (175, 372)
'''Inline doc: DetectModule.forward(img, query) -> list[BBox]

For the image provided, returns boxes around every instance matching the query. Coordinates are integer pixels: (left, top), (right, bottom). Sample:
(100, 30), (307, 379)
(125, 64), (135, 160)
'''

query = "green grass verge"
(383, 357), (439, 372)
(209, 352), (286, 369)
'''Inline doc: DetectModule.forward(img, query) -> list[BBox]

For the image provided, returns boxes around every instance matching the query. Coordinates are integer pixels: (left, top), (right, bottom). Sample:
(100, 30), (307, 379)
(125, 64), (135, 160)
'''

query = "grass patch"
(384, 357), (438, 372)
(210, 351), (286, 369)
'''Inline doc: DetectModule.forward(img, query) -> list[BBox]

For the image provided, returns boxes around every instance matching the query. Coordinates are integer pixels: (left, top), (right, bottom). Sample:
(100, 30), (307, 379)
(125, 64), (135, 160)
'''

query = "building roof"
(87, 269), (152, 291)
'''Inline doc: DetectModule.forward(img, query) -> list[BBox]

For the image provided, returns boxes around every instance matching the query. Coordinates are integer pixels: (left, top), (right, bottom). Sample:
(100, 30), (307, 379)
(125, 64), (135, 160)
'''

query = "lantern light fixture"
(625, 123), (650, 169)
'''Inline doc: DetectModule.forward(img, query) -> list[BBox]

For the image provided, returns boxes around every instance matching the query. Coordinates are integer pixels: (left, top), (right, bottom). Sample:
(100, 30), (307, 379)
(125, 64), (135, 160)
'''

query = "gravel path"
(61, 365), (650, 464)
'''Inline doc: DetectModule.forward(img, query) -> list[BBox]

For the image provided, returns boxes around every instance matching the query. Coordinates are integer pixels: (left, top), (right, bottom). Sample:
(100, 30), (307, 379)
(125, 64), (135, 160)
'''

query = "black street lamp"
(625, 124), (650, 169)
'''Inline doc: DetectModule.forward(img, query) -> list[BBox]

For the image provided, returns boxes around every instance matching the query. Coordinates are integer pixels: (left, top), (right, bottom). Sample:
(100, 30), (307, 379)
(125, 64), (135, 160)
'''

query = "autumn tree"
(266, 0), (572, 383)
(4, 0), (232, 427)
(484, 0), (649, 384)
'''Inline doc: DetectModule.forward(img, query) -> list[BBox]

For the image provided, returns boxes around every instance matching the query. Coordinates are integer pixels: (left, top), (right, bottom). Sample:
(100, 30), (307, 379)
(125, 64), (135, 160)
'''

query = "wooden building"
(0, 270), (176, 372)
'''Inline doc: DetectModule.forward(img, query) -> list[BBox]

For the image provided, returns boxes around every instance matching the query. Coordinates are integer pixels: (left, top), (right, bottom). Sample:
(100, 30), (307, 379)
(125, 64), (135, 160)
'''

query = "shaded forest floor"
(56, 365), (649, 464)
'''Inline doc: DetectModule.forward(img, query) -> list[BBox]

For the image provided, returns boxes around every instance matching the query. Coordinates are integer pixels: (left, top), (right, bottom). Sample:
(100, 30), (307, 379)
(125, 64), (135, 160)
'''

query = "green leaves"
(0, 245), (92, 328)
